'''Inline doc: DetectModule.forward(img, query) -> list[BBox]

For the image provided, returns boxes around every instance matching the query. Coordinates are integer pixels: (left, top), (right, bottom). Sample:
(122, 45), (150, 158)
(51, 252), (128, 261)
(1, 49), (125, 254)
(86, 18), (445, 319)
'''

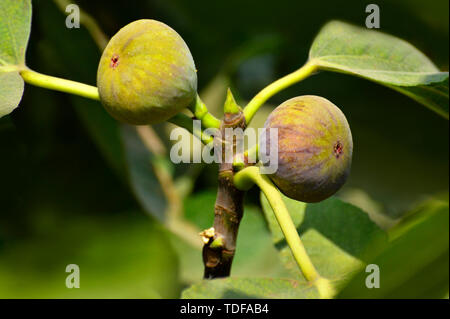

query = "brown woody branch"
(202, 111), (247, 278)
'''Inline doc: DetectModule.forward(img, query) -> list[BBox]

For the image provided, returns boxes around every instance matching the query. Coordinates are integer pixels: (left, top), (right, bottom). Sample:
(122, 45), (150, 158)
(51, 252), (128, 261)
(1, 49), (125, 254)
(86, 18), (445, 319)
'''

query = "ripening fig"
(97, 19), (197, 125)
(260, 95), (353, 203)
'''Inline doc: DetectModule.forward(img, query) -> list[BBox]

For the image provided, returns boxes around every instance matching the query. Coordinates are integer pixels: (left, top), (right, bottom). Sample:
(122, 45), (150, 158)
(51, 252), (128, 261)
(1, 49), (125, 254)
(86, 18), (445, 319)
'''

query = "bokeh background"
(0, 0), (448, 298)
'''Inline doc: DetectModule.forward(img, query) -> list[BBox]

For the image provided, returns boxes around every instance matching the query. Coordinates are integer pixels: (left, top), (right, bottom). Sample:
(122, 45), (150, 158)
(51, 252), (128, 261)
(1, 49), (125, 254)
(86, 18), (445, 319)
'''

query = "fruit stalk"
(168, 113), (214, 145)
(189, 95), (221, 129)
(202, 109), (246, 278)
(20, 68), (100, 101)
(234, 166), (335, 298)
(243, 61), (318, 125)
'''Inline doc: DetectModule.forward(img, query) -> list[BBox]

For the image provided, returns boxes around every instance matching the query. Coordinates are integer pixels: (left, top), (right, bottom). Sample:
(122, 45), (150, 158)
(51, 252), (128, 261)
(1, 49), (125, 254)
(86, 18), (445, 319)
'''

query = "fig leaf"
(0, 0), (31, 117)
(310, 21), (449, 119)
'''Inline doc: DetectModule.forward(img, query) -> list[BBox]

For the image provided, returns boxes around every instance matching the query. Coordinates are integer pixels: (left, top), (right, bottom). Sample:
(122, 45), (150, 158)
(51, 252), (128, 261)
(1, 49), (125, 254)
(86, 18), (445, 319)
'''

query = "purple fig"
(261, 95), (353, 203)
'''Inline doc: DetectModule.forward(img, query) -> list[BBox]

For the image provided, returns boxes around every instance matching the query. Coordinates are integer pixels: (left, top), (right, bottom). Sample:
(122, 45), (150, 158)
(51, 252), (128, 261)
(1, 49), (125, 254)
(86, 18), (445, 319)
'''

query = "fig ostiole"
(97, 19), (197, 125)
(260, 95), (353, 203)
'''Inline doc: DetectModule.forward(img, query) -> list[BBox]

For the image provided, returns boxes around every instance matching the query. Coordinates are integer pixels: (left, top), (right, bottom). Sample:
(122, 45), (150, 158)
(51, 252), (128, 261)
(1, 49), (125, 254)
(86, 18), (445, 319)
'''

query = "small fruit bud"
(97, 19), (197, 125)
(260, 95), (353, 203)
(224, 88), (242, 115)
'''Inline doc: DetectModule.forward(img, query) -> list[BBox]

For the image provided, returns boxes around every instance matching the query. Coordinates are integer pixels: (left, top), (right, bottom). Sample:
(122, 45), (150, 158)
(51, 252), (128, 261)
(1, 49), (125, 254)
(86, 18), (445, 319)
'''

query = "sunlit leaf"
(0, 72), (24, 117)
(0, 0), (31, 117)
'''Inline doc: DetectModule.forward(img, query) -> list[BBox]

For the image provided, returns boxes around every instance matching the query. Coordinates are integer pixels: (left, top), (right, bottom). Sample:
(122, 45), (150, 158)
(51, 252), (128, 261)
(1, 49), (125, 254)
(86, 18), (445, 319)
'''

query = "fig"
(260, 95), (353, 203)
(97, 19), (197, 125)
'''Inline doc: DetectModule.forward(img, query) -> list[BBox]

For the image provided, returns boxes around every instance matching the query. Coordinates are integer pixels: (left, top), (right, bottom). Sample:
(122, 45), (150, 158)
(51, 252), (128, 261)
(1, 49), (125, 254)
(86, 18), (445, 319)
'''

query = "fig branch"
(233, 166), (334, 299)
(243, 60), (318, 125)
(202, 105), (247, 279)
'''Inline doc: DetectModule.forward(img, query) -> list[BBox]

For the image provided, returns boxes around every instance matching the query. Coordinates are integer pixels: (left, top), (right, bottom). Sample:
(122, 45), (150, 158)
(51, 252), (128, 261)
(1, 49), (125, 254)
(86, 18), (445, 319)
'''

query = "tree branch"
(202, 109), (246, 278)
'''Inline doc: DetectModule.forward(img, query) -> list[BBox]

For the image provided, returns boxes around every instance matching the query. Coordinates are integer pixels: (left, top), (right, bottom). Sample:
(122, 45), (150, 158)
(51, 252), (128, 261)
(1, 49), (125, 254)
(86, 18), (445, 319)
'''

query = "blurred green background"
(0, 0), (448, 298)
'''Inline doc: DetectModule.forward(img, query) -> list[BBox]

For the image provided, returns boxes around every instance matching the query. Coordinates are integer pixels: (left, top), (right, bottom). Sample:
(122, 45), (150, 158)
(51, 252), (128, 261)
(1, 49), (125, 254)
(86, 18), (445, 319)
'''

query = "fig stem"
(189, 95), (221, 129)
(168, 113), (214, 145)
(232, 144), (258, 170)
(243, 60), (318, 125)
(20, 68), (100, 101)
(234, 166), (335, 299)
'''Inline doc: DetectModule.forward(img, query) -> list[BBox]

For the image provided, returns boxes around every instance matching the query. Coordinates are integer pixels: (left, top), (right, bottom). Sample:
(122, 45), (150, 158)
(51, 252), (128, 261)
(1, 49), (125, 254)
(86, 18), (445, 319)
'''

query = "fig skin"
(261, 95), (353, 203)
(97, 19), (197, 125)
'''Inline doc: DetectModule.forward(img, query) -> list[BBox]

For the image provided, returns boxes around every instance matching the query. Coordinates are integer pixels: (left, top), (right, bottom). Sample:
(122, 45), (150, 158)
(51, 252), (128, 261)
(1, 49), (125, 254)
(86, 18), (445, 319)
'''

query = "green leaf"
(0, 0), (31, 65)
(338, 199), (449, 298)
(309, 21), (449, 119)
(182, 277), (319, 299)
(0, 0), (31, 117)
(0, 72), (24, 117)
(261, 193), (388, 289)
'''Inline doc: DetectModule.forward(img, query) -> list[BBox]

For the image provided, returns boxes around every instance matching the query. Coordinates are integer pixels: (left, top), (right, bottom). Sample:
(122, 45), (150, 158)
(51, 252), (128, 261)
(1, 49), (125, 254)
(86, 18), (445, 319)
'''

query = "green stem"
(20, 68), (99, 101)
(168, 113), (214, 145)
(233, 166), (334, 298)
(232, 144), (259, 170)
(189, 95), (221, 129)
(245, 144), (258, 161)
(243, 61), (318, 125)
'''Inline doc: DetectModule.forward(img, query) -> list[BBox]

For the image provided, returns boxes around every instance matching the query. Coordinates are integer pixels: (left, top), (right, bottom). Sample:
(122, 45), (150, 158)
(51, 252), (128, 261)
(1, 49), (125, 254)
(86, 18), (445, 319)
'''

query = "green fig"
(97, 19), (197, 125)
(261, 95), (353, 203)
